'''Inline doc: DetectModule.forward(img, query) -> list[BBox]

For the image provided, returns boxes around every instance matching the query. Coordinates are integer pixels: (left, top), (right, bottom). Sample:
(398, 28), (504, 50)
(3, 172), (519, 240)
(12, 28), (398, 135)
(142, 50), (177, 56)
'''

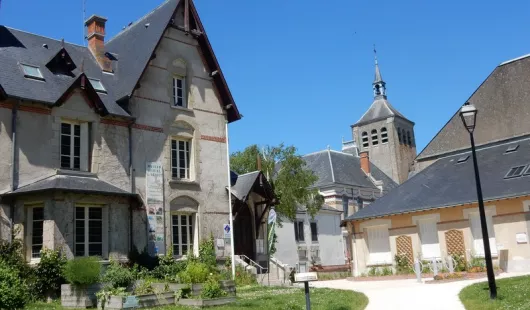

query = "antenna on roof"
(82, 0), (87, 46)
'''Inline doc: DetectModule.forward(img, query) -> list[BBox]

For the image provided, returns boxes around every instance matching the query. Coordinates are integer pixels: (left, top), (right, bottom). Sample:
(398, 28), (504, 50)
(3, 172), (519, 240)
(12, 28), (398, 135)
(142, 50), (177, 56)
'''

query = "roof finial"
(372, 44), (386, 97)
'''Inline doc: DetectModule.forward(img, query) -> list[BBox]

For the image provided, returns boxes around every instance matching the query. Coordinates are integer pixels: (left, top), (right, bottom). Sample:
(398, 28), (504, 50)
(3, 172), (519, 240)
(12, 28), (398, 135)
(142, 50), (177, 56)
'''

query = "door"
(234, 203), (255, 261)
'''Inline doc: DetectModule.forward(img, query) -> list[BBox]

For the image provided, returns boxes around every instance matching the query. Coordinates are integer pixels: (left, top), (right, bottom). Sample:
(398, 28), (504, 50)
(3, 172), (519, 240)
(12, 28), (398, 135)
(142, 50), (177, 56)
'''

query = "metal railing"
(238, 255), (268, 274)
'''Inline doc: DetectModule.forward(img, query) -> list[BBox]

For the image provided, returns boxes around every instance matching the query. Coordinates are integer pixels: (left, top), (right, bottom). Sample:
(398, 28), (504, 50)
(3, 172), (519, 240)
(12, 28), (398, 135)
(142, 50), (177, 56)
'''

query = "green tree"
(230, 144), (323, 220)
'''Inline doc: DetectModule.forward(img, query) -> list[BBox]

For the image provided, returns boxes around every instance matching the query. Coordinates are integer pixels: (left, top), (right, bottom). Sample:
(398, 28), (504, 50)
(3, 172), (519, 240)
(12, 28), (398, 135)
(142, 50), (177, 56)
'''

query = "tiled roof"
(347, 137), (530, 220)
(230, 171), (261, 202)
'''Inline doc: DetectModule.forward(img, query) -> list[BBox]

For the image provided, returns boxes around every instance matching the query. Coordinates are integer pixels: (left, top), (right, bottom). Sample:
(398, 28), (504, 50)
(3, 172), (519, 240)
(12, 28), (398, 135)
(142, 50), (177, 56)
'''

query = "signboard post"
(146, 162), (165, 255)
(294, 272), (318, 310)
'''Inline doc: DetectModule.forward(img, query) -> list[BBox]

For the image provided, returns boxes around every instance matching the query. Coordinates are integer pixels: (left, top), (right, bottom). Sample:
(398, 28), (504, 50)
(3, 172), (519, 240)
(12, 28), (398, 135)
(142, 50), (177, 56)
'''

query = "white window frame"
(26, 205), (44, 261)
(60, 121), (89, 171)
(171, 213), (195, 256)
(366, 225), (392, 265)
(171, 139), (191, 180)
(75, 206), (105, 257)
(172, 76), (187, 108)
(20, 63), (44, 80)
(88, 78), (106, 93)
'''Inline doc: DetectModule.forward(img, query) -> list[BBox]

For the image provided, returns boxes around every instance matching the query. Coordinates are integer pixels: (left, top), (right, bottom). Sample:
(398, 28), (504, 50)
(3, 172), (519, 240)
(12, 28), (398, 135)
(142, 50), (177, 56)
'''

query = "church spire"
(373, 45), (386, 97)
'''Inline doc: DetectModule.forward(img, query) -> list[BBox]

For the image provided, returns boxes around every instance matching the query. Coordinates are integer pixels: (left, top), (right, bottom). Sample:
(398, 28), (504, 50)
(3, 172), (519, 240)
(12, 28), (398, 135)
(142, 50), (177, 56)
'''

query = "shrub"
(234, 265), (256, 286)
(179, 261), (209, 284)
(395, 254), (413, 274)
(198, 235), (217, 271)
(367, 267), (377, 277)
(151, 248), (186, 282)
(128, 246), (159, 270)
(0, 239), (34, 279)
(0, 260), (30, 309)
(64, 256), (101, 286)
(34, 248), (67, 300)
(451, 254), (467, 272)
(101, 261), (134, 288)
(381, 266), (393, 276)
(200, 277), (226, 299)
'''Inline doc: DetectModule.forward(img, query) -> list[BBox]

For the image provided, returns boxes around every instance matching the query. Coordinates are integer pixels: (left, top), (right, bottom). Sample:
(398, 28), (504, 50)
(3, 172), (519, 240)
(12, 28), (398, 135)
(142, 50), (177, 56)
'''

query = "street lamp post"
(460, 102), (497, 299)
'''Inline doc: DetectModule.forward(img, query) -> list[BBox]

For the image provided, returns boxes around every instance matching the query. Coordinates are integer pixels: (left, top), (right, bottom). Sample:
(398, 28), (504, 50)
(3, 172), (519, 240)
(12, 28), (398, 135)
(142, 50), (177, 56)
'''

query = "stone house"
(0, 0), (245, 263)
(344, 54), (530, 275)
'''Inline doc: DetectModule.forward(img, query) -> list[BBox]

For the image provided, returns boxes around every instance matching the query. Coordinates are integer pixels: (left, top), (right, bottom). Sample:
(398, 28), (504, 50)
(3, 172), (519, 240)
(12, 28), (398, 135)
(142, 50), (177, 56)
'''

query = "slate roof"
(417, 54), (530, 161)
(347, 137), (530, 221)
(3, 174), (134, 197)
(0, 0), (241, 122)
(230, 171), (261, 201)
(303, 149), (398, 191)
(0, 26), (130, 117)
(353, 96), (413, 127)
(297, 204), (342, 214)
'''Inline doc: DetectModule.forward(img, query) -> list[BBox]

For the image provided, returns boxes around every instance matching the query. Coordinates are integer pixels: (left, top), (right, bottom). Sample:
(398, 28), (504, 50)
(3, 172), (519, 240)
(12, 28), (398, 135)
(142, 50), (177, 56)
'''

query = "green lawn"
(26, 285), (368, 310)
(459, 275), (530, 310)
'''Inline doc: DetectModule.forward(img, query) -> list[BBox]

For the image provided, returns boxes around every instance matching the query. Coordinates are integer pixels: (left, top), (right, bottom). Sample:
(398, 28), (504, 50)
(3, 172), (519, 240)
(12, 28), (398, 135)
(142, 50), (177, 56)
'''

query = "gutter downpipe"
(10, 100), (19, 241)
(128, 122), (135, 253)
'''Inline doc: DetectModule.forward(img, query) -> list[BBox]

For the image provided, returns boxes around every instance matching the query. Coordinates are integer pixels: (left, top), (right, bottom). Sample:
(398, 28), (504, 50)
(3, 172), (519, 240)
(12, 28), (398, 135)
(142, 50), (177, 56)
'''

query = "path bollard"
(432, 258), (438, 276)
(448, 256), (454, 274)
(414, 259), (422, 283)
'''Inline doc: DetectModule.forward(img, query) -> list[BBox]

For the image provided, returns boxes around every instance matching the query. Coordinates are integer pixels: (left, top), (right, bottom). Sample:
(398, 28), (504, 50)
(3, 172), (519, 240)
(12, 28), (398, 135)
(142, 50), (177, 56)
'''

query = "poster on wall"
(146, 162), (165, 255)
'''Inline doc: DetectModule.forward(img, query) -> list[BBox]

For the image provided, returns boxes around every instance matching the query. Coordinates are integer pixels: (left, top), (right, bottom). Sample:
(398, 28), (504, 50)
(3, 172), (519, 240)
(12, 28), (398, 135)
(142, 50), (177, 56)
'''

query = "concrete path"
(310, 272), (530, 310)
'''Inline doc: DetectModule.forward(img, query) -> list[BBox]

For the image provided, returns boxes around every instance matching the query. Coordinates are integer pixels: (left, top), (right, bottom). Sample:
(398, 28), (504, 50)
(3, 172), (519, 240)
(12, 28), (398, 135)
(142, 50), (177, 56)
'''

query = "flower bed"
(425, 270), (503, 284)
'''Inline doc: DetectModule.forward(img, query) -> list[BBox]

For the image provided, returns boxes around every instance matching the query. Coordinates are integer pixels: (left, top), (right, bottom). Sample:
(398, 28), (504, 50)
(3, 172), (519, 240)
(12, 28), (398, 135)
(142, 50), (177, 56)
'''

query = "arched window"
(361, 132), (369, 148)
(407, 131), (412, 146)
(371, 129), (379, 146)
(381, 127), (388, 144)
(398, 128), (402, 144)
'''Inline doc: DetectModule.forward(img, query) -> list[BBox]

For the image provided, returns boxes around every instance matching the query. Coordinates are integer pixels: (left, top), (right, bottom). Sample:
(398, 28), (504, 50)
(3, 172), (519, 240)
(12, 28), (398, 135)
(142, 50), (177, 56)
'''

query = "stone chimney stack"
(360, 151), (370, 175)
(85, 15), (112, 72)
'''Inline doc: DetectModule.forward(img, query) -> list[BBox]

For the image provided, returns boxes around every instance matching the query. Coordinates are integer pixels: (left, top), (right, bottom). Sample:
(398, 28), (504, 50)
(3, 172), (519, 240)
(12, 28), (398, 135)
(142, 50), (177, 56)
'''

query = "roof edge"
(352, 114), (414, 128)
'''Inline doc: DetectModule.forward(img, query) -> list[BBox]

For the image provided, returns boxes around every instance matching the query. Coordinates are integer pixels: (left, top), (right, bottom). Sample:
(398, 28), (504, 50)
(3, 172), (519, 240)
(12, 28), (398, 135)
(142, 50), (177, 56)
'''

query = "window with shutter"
(469, 212), (497, 257)
(366, 226), (391, 264)
(418, 219), (441, 259)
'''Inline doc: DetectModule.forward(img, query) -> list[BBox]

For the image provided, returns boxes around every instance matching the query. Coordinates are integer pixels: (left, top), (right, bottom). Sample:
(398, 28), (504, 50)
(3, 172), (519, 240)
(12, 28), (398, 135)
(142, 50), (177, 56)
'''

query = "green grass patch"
(459, 275), (530, 310)
(26, 286), (368, 310)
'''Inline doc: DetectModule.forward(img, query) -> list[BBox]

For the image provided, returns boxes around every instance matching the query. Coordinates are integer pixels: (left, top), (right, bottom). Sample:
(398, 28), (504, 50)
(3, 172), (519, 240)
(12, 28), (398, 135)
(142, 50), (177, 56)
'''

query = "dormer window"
(88, 78), (106, 93)
(21, 64), (44, 80)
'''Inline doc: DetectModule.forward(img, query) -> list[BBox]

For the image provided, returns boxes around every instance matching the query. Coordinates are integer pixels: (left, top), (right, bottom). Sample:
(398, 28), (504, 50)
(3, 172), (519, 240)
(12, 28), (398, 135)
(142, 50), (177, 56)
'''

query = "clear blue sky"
(1, 0), (529, 155)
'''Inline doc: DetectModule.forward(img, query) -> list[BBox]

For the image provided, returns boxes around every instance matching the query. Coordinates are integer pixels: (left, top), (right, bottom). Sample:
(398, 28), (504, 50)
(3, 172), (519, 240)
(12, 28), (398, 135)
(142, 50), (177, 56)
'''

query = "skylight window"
(505, 165), (526, 179)
(21, 64), (44, 80)
(524, 166), (530, 176)
(88, 78), (106, 93)
(457, 155), (470, 163)
(504, 144), (519, 154)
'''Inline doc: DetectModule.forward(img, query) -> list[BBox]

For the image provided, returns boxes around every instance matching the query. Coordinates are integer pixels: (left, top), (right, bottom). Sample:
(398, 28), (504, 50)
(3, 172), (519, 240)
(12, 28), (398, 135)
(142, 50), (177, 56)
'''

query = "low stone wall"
(98, 292), (175, 310)
(61, 283), (105, 309)
(179, 297), (236, 307)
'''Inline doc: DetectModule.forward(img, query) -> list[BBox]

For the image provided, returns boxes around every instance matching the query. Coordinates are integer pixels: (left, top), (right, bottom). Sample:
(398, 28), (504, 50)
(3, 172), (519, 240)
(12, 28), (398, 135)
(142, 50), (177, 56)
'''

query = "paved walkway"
(310, 272), (530, 310)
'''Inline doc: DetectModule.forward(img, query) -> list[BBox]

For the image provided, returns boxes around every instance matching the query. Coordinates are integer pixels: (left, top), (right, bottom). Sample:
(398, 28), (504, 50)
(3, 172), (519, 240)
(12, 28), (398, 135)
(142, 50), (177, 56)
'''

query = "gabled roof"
(0, 0), (241, 122)
(229, 171), (275, 203)
(0, 26), (130, 117)
(353, 96), (413, 127)
(347, 137), (530, 221)
(417, 54), (530, 161)
(303, 149), (397, 191)
(104, 0), (241, 122)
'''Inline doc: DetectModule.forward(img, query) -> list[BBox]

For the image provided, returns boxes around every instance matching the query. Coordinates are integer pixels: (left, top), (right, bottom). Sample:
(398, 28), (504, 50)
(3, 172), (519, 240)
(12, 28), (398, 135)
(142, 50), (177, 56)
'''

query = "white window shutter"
(419, 219), (441, 259)
(80, 123), (89, 171)
(102, 206), (109, 259)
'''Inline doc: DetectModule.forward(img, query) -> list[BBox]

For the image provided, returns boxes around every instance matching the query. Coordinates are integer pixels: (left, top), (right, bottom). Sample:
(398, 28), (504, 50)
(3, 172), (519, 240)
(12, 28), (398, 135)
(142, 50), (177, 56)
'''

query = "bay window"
(75, 206), (103, 257)
(27, 206), (44, 259)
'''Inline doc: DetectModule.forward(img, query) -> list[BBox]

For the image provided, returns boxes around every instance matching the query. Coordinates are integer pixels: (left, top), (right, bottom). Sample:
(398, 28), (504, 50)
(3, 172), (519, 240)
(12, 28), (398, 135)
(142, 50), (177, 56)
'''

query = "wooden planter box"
(61, 283), (105, 308)
(178, 296), (236, 307)
(150, 282), (188, 293)
(98, 292), (176, 310)
(190, 280), (236, 297)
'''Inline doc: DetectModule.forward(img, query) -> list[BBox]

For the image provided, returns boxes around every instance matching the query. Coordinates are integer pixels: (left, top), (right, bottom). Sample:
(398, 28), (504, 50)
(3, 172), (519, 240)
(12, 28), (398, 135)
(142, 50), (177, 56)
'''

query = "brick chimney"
(359, 151), (370, 175)
(85, 15), (112, 72)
